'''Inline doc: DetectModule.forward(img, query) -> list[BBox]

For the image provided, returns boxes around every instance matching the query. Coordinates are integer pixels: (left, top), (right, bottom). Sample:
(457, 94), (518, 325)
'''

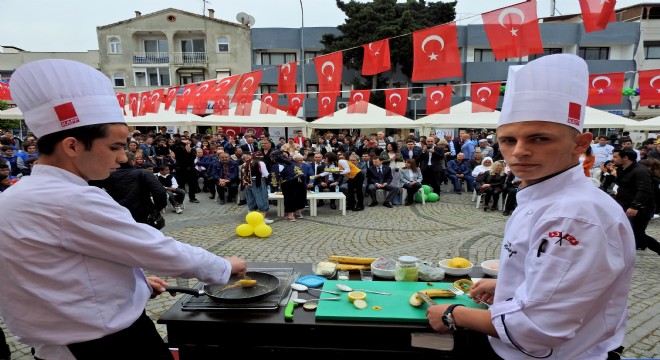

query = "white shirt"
(590, 143), (614, 168)
(489, 165), (635, 359)
(0, 165), (233, 359)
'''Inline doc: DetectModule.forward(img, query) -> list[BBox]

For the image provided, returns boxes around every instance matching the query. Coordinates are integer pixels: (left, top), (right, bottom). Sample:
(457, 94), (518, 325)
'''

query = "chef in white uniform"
(425, 54), (635, 359)
(0, 59), (247, 360)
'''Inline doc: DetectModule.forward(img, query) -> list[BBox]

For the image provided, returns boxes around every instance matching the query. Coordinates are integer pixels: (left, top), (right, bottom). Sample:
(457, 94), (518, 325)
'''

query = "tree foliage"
(321, 0), (457, 86)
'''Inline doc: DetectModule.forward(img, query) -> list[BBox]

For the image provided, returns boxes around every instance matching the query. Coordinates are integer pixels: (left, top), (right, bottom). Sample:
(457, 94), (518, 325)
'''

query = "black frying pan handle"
(164, 286), (204, 297)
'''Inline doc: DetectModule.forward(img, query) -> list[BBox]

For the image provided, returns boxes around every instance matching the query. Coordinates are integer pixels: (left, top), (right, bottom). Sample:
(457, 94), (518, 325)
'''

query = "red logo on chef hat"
(54, 102), (80, 128)
(567, 102), (581, 127)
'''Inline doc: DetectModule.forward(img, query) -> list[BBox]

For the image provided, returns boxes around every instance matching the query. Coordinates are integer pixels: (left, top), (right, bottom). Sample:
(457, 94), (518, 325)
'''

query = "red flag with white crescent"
(175, 84), (197, 114)
(482, 0), (543, 61)
(232, 70), (262, 104)
(277, 62), (297, 95)
(128, 93), (139, 117)
(362, 39), (391, 76)
(317, 92), (339, 118)
(235, 98), (253, 116)
(116, 93), (127, 115)
(287, 93), (305, 116)
(0, 82), (12, 101)
(384, 88), (408, 116)
(260, 93), (279, 114)
(639, 69), (660, 106)
(163, 86), (179, 110)
(148, 89), (164, 113)
(426, 85), (452, 115)
(213, 95), (230, 116)
(347, 90), (371, 114)
(587, 72), (624, 106)
(412, 23), (462, 81)
(192, 80), (215, 115)
(471, 82), (501, 113)
(579, 0), (616, 33)
(314, 52), (343, 93)
(138, 91), (150, 116)
(209, 75), (239, 98)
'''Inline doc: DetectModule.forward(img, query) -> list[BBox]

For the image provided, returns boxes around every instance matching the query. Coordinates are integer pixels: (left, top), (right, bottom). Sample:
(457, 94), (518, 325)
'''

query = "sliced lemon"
(347, 291), (367, 303)
(353, 299), (368, 309)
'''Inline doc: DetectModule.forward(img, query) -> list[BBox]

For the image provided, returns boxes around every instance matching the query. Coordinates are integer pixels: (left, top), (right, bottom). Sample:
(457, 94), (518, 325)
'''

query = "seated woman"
(502, 170), (522, 216)
(471, 156), (493, 191)
(401, 159), (423, 206)
(479, 160), (506, 211)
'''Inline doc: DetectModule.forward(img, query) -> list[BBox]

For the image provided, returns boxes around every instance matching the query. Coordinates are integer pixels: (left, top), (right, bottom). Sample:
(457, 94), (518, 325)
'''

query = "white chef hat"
(497, 54), (588, 132)
(10, 59), (124, 138)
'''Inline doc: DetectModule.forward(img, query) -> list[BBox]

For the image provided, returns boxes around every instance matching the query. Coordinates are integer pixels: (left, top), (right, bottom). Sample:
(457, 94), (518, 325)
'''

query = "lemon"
(448, 257), (471, 268)
(347, 291), (367, 303)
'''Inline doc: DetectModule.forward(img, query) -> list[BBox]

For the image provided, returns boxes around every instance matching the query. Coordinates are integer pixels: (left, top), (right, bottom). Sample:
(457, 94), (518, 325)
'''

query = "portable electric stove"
(180, 267), (296, 311)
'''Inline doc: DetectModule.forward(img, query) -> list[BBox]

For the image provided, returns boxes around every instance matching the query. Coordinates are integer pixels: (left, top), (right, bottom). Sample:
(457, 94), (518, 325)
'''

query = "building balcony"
(171, 52), (208, 65)
(132, 52), (208, 65)
(132, 52), (170, 64)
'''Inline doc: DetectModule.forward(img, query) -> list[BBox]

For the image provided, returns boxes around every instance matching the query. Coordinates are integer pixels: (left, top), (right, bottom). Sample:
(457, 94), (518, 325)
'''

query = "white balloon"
(476, 87), (492, 98)
(430, 90), (444, 101)
(591, 76), (611, 89)
(321, 61), (335, 76)
(498, 7), (525, 28)
(421, 35), (445, 53)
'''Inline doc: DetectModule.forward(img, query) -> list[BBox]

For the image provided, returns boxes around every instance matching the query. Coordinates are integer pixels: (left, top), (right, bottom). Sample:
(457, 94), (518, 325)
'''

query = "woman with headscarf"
(471, 156), (493, 190)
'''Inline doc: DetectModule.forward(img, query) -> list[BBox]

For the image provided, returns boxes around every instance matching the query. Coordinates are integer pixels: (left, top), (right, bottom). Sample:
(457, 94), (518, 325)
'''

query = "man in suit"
(417, 136), (445, 195)
(366, 157), (397, 208)
(444, 133), (460, 162)
(308, 152), (328, 206)
(240, 135), (258, 154)
(446, 153), (475, 194)
(400, 139), (422, 161)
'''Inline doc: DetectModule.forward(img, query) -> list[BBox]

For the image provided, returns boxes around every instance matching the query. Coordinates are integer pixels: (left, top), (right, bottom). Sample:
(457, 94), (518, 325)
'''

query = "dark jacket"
(209, 159), (239, 181)
(416, 146), (445, 172)
(400, 146), (422, 161)
(366, 165), (393, 186)
(615, 162), (654, 211)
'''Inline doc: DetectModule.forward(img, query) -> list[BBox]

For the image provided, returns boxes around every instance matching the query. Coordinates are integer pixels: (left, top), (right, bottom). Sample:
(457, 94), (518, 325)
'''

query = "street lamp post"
(299, 0), (306, 122)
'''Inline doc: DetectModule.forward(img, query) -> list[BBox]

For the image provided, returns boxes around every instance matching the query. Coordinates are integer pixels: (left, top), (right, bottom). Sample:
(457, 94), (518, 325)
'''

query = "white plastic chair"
(400, 187), (426, 205)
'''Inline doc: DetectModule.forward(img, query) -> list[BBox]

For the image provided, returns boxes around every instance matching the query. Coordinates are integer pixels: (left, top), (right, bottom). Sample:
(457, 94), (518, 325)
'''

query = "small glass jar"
(394, 256), (419, 282)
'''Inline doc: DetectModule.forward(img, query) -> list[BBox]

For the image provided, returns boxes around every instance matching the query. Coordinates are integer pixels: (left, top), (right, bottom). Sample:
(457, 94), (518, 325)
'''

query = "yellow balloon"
(236, 223), (254, 237)
(253, 224), (273, 238)
(245, 211), (264, 226)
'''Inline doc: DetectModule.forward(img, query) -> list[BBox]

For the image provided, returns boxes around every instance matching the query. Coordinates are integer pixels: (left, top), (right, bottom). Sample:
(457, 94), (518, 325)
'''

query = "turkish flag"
(412, 23), (462, 81)
(175, 84), (197, 114)
(138, 91), (150, 116)
(639, 70), (660, 106)
(348, 90), (371, 114)
(116, 93), (127, 115)
(191, 80), (215, 115)
(482, 0), (543, 61)
(287, 93), (305, 116)
(212, 95), (230, 116)
(232, 70), (262, 104)
(384, 88), (408, 116)
(314, 52), (343, 93)
(588, 72), (624, 106)
(148, 89), (164, 113)
(277, 62), (297, 95)
(317, 92), (339, 118)
(260, 93), (279, 114)
(0, 82), (12, 100)
(128, 93), (139, 117)
(426, 85), (452, 115)
(163, 86), (179, 110)
(235, 98), (253, 116)
(471, 82), (501, 112)
(362, 39), (391, 76)
(209, 75), (239, 97)
(579, 0), (616, 33)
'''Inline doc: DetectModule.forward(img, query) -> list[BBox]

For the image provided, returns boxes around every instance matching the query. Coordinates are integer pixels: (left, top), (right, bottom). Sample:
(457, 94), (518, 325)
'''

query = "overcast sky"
(1, 0), (641, 52)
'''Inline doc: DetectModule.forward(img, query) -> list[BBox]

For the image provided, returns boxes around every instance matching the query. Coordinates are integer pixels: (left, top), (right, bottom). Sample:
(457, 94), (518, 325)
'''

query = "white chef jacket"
(489, 165), (635, 359)
(0, 165), (233, 360)
(590, 143), (614, 168)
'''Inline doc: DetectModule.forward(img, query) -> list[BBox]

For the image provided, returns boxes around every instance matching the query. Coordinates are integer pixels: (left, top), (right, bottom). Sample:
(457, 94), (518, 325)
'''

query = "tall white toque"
(497, 54), (588, 133)
(10, 59), (125, 138)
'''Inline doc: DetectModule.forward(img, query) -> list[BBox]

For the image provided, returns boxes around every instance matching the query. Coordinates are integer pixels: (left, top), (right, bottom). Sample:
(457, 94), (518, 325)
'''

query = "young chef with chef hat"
(0, 59), (247, 360)
(425, 54), (635, 359)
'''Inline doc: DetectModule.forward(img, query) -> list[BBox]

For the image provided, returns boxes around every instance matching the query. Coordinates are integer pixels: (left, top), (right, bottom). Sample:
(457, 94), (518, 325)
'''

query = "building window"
(113, 73), (125, 87)
(474, 49), (496, 62)
(181, 39), (206, 62)
(306, 84), (318, 98)
(216, 69), (231, 79)
(260, 52), (296, 65)
(644, 41), (660, 59)
(528, 48), (562, 60)
(260, 85), (278, 94)
(217, 37), (229, 52)
(109, 37), (121, 54)
(134, 68), (170, 87)
(304, 51), (321, 64)
(578, 47), (609, 60)
(180, 73), (205, 85)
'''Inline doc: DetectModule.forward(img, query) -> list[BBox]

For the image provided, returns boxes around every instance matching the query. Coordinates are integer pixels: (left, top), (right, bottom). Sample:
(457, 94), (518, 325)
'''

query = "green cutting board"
(315, 280), (485, 323)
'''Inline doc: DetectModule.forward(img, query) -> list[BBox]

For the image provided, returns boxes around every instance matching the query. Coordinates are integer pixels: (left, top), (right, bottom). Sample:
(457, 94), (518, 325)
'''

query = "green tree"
(321, 0), (457, 97)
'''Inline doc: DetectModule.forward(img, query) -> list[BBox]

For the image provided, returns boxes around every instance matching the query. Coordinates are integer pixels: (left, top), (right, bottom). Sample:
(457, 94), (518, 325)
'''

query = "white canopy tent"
(195, 100), (309, 135)
(0, 107), (23, 120)
(309, 102), (421, 130)
(418, 101), (499, 132)
(582, 107), (641, 129)
(621, 115), (660, 131)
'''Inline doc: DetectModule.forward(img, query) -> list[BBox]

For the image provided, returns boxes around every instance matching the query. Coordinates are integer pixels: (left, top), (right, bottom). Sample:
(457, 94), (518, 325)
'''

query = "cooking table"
(158, 262), (497, 357)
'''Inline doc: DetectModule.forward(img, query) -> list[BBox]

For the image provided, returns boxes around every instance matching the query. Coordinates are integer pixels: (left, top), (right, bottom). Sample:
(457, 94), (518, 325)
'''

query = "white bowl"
(438, 259), (474, 276)
(371, 257), (396, 279)
(481, 259), (499, 277)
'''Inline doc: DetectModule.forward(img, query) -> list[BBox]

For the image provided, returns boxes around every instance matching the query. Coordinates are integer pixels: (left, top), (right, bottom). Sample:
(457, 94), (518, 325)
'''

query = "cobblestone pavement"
(2, 190), (659, 359)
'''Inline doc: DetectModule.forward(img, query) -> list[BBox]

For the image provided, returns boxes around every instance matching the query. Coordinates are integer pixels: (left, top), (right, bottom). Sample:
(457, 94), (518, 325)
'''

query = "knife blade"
(416, 291), (437, 306)
(284, 291), (299, 319)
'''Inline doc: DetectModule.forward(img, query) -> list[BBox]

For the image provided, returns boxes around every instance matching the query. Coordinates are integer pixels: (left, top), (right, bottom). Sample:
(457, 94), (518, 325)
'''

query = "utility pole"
(300, 0), (306, 122)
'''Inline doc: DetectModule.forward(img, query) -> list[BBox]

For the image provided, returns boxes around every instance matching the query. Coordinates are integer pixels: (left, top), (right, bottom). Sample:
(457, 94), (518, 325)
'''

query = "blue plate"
(295, 275), (326, 288)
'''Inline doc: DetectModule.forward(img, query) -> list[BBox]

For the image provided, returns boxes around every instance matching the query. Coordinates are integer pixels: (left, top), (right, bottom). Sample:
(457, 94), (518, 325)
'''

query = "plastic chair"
(475, 191), (503, 211)
(400, 187), (426, 205)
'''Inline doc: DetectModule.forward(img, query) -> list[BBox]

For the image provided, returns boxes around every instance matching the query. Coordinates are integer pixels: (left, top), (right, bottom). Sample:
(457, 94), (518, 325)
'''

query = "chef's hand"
(147, 276), (172, 299)
(426, 303), (453, 333)
(227, 257), (248, 277)
(468, 279), (496, 306)
(626, 208), (638, 217)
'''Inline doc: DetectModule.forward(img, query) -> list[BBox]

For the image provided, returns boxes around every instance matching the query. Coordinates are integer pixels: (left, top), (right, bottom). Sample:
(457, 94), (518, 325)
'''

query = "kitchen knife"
(416, 291), (437, 306)
(284, 291), (299, 319)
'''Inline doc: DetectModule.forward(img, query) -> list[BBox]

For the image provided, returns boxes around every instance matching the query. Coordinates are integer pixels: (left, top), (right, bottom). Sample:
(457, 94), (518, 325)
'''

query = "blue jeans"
(447, 174), (475, 192)
(245, 184), (269, 212)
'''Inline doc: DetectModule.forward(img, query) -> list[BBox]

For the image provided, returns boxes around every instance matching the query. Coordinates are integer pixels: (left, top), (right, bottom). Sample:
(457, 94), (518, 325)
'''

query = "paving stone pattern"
(2, 191), (659, 359)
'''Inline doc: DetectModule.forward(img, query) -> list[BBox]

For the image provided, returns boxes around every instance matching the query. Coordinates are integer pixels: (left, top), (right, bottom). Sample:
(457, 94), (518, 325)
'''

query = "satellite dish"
(236, 12), (255, 27)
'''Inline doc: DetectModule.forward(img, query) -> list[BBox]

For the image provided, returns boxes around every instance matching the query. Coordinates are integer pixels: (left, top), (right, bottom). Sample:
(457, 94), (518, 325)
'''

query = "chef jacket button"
(527, 210), (533, 215)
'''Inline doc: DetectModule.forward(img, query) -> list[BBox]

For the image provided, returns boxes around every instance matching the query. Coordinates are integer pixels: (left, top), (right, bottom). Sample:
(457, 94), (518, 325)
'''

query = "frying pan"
(164, 271), (280, 302)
